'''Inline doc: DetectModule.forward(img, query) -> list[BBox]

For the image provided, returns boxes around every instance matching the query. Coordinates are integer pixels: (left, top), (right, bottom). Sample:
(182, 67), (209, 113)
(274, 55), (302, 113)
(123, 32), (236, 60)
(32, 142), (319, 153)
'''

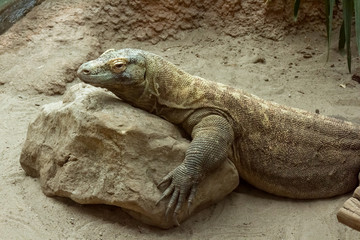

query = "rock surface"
(337, 186), (360, 231)
(19, 83), (239, 228)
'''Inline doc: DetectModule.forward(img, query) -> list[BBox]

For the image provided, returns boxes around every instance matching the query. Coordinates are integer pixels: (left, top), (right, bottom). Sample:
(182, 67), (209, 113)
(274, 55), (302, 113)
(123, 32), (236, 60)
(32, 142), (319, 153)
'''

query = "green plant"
(294, 0), (360, 73)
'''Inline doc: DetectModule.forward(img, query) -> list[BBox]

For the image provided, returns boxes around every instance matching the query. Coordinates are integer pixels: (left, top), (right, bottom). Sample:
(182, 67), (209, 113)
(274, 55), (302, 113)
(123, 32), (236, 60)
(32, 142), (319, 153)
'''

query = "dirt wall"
(0, 0), (342, 95)
(87, 0), (332, 44)
(1, 0), (337, 51)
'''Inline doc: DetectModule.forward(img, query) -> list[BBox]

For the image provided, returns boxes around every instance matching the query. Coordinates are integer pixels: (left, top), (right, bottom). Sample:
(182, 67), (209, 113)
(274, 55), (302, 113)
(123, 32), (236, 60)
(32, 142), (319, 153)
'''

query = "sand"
(1, 0), (360, 239)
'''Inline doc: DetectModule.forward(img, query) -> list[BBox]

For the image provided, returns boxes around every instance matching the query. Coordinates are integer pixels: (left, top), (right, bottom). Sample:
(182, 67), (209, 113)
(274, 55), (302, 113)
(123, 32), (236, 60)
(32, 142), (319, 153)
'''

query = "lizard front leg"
(157, 110), (234, 225)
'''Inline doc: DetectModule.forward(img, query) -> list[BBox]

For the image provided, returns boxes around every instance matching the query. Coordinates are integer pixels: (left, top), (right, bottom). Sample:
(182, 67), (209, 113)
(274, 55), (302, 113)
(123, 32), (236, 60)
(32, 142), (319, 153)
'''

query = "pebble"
(303, 53), (312, 59)
(339, 84), (346, 88)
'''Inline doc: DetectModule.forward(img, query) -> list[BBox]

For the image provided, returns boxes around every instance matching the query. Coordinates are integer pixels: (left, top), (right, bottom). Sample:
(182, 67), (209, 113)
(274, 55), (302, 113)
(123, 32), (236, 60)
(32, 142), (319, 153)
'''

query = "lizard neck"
(101, 81), (158, 114)
(143, 53), (195, 108)
(138, 53), (196, 123)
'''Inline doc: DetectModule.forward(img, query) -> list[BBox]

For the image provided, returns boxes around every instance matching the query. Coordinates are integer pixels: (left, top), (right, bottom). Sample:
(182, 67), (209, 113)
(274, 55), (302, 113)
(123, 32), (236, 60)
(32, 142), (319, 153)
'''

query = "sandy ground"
(1, 1), (360, 239)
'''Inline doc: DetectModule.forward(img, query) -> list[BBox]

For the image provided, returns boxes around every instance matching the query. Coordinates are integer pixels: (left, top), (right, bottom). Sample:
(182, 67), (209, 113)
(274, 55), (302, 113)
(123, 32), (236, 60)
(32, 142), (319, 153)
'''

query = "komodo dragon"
(77, 48), (360, 230)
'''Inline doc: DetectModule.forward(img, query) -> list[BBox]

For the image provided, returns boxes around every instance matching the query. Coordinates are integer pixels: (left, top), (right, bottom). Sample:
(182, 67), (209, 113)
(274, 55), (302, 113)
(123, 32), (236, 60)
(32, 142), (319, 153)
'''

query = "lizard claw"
(157, 171), (172, 188)
(187, 185), (197, 213)
(173, 212), (180, 226)
(156, 182), (174, 206)
(164, 188), (183, 227)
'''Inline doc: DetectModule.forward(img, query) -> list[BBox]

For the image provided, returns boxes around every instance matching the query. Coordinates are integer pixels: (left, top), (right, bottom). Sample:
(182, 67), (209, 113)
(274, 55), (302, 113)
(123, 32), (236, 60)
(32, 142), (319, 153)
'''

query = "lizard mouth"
(77, 70), (135, 86)
(76, 67), (109, 83)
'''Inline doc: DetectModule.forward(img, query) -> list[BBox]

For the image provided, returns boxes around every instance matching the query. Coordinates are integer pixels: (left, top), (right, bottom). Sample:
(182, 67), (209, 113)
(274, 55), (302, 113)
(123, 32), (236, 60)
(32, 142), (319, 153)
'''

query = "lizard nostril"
(82, 69), (90, 75)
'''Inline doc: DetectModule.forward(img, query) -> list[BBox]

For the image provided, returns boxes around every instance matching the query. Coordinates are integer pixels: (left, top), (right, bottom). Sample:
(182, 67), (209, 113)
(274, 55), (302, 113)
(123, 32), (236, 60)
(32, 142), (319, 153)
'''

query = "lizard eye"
(109, 58), (127, 73)
(114, 63), (124, 69)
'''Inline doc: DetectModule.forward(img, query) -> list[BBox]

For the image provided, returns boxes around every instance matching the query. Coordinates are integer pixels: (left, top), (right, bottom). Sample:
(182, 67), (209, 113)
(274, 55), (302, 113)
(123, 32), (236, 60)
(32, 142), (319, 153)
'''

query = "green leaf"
(355, 0), (360, 55)
(342, 0), (353, 73)
(338, 21), (346, 53)
(325, 0), (336, 61)
(294, 0), (301, 21)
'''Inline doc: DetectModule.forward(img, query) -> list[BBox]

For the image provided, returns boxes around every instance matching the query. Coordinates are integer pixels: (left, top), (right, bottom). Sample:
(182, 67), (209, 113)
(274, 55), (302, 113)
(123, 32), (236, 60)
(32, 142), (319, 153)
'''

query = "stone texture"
(19, 83), (239, 228)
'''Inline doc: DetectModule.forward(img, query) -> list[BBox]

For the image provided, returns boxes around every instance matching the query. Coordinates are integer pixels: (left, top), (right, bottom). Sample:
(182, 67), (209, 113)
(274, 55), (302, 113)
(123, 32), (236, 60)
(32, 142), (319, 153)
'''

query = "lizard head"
(77, 48), (147, 88)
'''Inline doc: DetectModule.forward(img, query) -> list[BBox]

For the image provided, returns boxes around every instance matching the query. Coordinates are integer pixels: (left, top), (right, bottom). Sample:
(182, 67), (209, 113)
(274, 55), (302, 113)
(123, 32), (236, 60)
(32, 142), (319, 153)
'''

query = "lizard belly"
(232, 118), (360, 199)
(236, 151), (360, 199)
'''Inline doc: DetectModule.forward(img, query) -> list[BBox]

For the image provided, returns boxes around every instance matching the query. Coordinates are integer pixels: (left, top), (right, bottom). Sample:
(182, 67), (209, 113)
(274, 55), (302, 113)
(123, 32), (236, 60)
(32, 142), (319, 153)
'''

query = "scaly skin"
(77, 48), (360, 227)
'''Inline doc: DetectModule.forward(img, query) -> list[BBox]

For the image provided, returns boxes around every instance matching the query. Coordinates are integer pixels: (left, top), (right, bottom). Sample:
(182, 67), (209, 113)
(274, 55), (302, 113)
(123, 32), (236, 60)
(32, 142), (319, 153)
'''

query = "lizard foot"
(156, 164), (200, 226)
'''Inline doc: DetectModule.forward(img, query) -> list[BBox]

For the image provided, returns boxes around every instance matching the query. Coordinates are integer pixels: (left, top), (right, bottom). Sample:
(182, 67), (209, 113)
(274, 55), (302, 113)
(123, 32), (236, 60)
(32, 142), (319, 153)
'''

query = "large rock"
(20, 83), (239, 228)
